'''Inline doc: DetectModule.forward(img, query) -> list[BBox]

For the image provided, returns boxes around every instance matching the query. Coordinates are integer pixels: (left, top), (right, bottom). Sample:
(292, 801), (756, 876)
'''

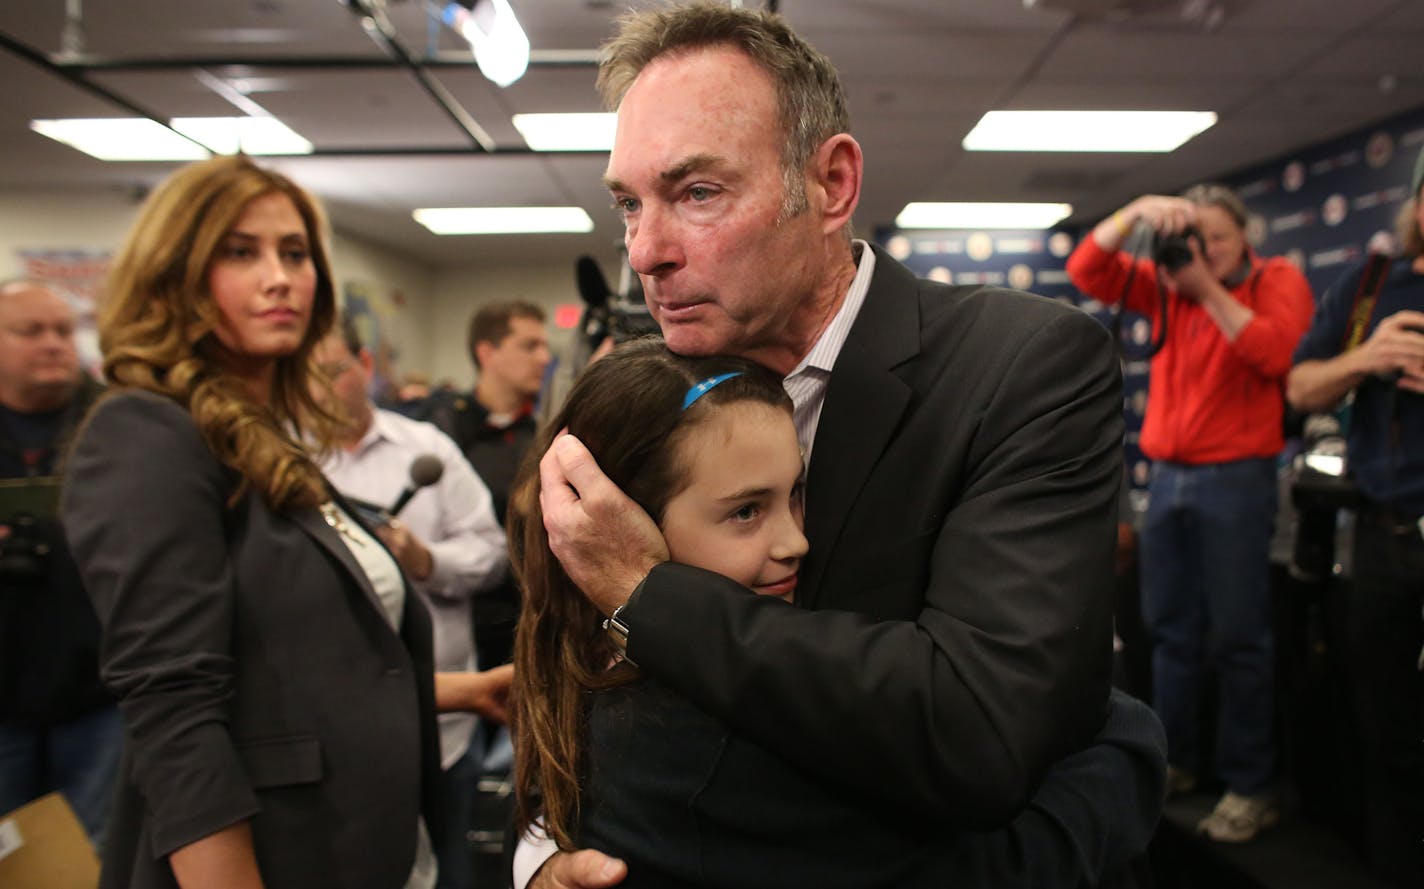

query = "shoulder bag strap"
(1343, 253), (1393, 351)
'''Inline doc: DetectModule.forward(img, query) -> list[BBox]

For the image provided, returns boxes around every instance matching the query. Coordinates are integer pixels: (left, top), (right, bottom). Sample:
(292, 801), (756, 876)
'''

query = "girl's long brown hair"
(101, 155), (340, 510)
(509, 337), (791, 848)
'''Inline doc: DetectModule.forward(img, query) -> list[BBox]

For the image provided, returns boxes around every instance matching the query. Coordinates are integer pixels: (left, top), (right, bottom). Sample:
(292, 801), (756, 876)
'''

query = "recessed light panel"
(30, 118), (210, 161)
(963, 111), (1217, 152)
(413, 207), (595, 235)
(895, 202), (1074, 230)
(511, 113), (617, 151)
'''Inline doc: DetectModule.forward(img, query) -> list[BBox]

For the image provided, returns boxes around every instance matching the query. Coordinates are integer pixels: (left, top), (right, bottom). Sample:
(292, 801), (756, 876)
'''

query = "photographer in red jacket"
(1068, 185), (1314, 843)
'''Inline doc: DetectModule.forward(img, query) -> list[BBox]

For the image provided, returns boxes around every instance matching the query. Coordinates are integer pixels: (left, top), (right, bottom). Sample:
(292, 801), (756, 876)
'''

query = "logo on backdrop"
(965, 233), (994, 262)
(1321, 193), (1348, 227)
(1365, 130), (1394, 168)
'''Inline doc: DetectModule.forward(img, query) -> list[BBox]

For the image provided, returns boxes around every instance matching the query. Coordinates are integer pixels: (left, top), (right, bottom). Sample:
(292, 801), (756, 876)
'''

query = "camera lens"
(1153, 227), (1201, 272)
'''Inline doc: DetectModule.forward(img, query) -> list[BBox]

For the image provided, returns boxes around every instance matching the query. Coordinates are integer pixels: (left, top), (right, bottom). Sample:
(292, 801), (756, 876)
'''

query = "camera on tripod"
(1153, 226), (1204, 272)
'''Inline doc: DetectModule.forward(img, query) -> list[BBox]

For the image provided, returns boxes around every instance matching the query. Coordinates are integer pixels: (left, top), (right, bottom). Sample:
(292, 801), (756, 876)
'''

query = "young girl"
(511, 339), (824, 884)
(510, 339), (1163, 888)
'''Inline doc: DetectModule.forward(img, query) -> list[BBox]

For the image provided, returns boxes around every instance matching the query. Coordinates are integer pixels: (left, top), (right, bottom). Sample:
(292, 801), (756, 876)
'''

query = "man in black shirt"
(431, 300), (551, 671)
(0, 279), (118, 847)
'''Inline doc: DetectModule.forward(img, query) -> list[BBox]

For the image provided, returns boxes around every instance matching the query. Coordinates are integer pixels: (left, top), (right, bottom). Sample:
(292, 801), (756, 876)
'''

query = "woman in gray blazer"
(62, 155), (443, 889)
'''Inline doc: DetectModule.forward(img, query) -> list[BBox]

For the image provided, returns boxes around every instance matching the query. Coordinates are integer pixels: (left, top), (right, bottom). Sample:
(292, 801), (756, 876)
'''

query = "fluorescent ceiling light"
(413, 207), (595, 235)
(171, 117), (313, 155)
(446, 0), (530, 87)
(32, 116), (313, 160)
(30, 118), (210, 161)
(895, 202), (1074, 230)
(963, 111), (1217, 152)
(511, 113), (616, 151)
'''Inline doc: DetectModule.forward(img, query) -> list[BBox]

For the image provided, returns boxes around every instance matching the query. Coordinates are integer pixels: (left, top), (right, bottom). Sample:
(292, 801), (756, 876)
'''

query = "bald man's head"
(0, 280), (82, 412)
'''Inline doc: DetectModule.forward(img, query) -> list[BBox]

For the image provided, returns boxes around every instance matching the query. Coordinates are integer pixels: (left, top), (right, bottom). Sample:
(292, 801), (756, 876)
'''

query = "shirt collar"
(788, 239), (876, 379)
(349, 406), (400, 457)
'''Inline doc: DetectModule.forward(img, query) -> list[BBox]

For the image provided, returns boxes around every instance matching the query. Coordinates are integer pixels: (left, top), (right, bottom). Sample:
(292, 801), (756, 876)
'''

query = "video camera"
(575, 252), (660, 354)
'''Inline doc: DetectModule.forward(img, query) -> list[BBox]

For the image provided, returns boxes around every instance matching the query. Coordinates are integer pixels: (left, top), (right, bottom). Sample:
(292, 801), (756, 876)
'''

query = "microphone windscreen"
(409, 454), (444, 488)
(576, 255), (612, 308)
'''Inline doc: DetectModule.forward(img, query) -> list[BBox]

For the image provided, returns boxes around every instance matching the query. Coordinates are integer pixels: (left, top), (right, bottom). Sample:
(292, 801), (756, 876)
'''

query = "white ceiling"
(2, 0), (1422, 273)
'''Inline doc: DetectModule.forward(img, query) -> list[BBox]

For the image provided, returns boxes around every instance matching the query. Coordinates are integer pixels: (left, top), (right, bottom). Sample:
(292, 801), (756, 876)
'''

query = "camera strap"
(1109, 238), (1170, 359)
(1343, 253), (1393, 351)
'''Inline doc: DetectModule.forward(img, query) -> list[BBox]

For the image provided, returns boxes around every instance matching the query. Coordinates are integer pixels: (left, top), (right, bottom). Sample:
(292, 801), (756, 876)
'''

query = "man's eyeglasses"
(317, 357), (356, 378)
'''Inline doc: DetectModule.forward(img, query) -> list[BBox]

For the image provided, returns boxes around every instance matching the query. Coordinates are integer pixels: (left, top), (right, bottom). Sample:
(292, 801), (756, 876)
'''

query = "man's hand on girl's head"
(539, 432), (668, 615)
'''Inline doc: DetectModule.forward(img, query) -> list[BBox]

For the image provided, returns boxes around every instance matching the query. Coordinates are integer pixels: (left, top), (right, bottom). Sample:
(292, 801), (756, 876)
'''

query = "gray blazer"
(63, 390), (442, 889)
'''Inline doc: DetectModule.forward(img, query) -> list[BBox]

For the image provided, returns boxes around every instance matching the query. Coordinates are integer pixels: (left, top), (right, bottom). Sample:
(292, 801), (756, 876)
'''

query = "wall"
(428, 257), (588, 390)
(0, 186), (437, 384)
(326, 229), (436, 397)
(875, 104), (1424, 507)
(1218, 106), (1424, 300)
(0, 189), (139, 273)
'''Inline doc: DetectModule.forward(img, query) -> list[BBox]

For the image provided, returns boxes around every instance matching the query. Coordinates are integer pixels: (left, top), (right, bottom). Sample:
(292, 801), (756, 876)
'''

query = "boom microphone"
(389, 454), (444, 516)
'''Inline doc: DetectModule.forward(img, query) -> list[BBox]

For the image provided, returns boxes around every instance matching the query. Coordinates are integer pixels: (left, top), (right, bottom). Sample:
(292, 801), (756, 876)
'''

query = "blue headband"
(681, 372), (743, 411)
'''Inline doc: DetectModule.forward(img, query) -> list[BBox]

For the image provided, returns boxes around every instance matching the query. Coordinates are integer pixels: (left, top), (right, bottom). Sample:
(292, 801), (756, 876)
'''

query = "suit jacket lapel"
(289, 501), (394, 623)
(802, 248), (921, 607)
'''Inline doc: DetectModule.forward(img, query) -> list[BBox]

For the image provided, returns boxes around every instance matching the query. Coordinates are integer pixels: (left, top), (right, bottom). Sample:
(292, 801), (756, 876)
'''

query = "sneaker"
(1166, 765), (1197, 798)
(1196, 791), (1280, 842)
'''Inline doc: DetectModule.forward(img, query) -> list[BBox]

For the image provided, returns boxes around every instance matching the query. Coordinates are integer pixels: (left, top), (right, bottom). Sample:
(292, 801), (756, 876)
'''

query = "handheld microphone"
(389, 454), (444, 516)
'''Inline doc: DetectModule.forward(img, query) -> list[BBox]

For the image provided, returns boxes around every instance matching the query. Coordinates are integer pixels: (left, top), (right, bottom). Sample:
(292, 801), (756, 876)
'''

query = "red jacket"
(1066, 237), (1314, 464)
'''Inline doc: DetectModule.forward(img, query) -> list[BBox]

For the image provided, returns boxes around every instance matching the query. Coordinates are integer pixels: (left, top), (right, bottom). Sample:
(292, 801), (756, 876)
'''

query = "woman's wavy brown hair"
(508, 337), (791, 849)
(101, 154), (339, 510)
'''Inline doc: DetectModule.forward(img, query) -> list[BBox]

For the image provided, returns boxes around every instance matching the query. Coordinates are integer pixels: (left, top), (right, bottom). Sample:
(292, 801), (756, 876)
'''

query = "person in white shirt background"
(313, 315), (511, 889)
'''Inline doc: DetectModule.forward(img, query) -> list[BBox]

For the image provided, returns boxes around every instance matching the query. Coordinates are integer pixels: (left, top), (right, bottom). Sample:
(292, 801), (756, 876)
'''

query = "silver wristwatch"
(602, 603), (635, 666)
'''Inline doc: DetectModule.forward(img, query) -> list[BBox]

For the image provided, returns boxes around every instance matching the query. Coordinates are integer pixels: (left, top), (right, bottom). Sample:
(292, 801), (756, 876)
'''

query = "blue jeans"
(1141, 458), (1276, 795)
(436, 735), (486, 889)
(0, 703), (123, 850)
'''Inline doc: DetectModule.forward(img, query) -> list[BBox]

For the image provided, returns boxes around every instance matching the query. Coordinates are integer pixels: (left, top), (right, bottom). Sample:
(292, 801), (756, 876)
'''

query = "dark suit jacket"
(579, 683), (1163, 889)
(62, 391), (443, 889)
(624, 247), (1124, 828)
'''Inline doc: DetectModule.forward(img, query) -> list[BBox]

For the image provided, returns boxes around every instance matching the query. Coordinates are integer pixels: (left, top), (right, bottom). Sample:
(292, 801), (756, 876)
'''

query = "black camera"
(606, 273), (659, 344)
(1152, 226), (1204, 272)
(1288, 417), (1362, 583)
(0, 514), (51, 585)
(576, 253), (661, 354)
(0, 478), (60, 586)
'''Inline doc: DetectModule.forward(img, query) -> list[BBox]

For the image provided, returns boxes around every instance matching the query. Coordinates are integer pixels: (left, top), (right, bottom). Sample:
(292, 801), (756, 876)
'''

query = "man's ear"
(357, 347), (376, 381)
(809, 133), (862, 235)
(473, 340), (493, 370)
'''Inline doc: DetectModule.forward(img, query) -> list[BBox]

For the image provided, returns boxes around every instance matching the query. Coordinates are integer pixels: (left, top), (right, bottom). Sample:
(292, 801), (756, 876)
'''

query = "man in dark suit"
(524, 4), (1162, 887)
